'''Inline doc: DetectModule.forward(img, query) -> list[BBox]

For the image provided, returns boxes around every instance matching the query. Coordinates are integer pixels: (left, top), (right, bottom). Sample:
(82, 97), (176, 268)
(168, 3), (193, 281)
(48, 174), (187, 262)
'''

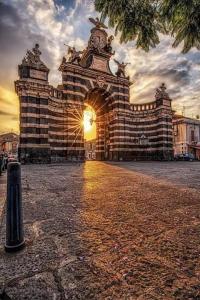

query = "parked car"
(174, 153), (195, 161)
(184, 153), (195, 161)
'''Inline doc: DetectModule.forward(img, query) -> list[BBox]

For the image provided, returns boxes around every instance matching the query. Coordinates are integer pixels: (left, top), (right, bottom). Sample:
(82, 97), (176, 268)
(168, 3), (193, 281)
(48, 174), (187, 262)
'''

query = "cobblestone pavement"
(109, 161), (200, 190)
(0, 161), (200, 300)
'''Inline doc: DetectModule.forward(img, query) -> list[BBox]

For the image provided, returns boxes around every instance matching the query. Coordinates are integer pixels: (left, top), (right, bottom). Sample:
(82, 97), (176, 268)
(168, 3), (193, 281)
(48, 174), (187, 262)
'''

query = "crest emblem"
(96, 76), (106, 88)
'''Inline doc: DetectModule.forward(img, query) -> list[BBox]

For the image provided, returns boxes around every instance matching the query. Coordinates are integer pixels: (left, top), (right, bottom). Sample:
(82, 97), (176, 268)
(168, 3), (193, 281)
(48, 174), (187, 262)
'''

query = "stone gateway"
(15, 18), (173, 163)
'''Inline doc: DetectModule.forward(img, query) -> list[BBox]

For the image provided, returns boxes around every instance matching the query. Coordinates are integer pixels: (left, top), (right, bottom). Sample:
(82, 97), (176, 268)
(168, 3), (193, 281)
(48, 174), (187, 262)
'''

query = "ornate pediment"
(78, 18), (116, 74)
(59, 18), (115, 75)
(87, 25), (114, 57)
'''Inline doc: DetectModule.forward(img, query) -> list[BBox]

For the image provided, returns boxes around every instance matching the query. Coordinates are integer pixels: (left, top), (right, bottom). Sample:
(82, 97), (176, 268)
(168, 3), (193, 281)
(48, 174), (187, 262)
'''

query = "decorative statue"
(24, 44), (41, 65)
(114, 59), (130, 78)
(155, 83), (170, 100)
(104, 35), (115, 55)
(107, 35), (114, 46)
(32, 43), (41, 60)
(66, 46), (83, 64)
(25, 50), (35, 64)
(21, 43), (48, 71)
(89, 17), (108, 29)
(62, 56), (66, 64)
(89, 36), (101, 52)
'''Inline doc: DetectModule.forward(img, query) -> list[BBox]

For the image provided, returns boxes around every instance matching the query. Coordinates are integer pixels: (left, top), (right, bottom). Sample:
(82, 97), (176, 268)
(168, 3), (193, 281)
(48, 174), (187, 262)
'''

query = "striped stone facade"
(15, 23), (173, 163)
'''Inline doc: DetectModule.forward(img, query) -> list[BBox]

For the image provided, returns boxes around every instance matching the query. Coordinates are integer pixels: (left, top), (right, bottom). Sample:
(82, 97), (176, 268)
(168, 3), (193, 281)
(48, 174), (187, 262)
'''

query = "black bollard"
(0, 291), (12, 300)
(5, 162), (25, 252)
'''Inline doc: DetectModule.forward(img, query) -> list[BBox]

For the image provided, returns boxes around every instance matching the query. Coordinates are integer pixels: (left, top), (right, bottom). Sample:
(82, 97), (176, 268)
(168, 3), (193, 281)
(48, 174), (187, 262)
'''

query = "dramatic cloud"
(0, 0), (199, 133)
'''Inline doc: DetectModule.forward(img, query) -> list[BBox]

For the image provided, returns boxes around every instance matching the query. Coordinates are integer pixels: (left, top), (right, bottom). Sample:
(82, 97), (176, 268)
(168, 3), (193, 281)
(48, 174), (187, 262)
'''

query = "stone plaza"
(0, 161), (200, 299)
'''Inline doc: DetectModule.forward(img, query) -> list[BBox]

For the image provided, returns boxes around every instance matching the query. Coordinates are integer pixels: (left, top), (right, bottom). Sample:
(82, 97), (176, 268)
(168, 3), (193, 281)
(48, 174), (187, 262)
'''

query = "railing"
(130, 102), (157, 112)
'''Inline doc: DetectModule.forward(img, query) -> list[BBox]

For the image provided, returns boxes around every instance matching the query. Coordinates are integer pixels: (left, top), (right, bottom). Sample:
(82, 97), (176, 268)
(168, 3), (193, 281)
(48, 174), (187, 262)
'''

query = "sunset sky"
(0, 0), (200, 135)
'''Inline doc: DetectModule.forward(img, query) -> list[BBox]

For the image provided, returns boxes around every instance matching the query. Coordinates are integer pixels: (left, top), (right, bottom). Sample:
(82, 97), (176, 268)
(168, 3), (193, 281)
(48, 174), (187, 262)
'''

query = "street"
(0, 161), (200, 299)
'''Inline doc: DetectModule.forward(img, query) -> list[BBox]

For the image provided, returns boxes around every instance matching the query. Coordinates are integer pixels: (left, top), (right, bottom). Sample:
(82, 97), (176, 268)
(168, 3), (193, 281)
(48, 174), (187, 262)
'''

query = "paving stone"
(5, 272), (61, 300)
(0, 161), (200, 299)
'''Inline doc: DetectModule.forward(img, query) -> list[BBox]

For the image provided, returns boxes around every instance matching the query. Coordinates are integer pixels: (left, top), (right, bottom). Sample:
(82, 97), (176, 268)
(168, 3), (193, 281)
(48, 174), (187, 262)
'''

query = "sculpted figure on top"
(32, 43), (41, 61)
(21, 43), (48, 71)
(155, 83), (170, 100)
(114, 59), (130, 79)
(60, 17), (128, 77)
(104, 35), (115, 55)
(88, 18), (115, 56)
(66, 46), (84, 64)
(89, 17), (108, 29)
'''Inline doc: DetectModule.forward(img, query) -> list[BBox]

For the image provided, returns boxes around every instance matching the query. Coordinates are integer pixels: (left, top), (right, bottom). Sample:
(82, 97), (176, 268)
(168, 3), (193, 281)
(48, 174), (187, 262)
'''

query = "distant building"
(84, 139), (96, 160)
(0, 133), (19, 154)
(173, 115), (200, 159)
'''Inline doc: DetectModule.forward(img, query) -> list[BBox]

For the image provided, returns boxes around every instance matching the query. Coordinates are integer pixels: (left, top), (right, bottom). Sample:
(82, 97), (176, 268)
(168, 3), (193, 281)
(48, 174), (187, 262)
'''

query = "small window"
(191, 130), (195, 142)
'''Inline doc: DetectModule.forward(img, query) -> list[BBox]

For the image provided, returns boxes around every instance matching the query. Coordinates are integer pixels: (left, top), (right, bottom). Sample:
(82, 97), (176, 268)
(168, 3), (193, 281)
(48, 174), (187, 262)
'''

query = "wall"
(173, 116), (200, 156)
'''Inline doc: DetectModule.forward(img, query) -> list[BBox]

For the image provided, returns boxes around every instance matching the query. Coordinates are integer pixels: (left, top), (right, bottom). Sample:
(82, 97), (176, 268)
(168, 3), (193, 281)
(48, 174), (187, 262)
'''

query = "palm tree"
(94, 0), (200, 53)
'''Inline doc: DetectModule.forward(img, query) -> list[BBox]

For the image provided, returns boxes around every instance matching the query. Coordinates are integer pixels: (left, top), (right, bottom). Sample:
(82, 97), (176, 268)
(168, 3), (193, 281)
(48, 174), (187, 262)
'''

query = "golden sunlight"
(0, 86), (19, 133)
(83, 105), (96, 141)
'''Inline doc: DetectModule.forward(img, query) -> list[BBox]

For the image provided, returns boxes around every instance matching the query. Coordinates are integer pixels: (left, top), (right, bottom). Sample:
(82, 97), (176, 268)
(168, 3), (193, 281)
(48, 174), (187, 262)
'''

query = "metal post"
(5, 162), (25, 252)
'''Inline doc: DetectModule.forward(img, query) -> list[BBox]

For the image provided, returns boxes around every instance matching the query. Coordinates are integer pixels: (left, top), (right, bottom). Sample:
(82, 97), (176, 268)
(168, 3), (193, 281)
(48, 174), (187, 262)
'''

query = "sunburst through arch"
(83, 104), (96, 141)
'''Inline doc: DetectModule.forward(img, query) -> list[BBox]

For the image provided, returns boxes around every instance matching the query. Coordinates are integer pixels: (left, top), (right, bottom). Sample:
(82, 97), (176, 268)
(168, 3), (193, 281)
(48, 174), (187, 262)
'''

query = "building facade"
(15, 18), (173, 163)
(84, 139), (96, 160)
(173, 115), (200, 159)
(0, 133), (19, 155)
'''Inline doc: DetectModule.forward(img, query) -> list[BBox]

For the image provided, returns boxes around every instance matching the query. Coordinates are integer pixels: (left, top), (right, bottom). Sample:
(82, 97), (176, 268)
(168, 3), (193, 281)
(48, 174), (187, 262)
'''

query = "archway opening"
(83, 88), (111, 161)
(83, 104), (96, 141)
(83, 104), (97, 160)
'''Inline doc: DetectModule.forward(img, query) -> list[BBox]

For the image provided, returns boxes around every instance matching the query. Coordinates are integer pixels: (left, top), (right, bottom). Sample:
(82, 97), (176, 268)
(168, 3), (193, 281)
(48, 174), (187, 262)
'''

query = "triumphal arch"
(15, 18), (173, 163)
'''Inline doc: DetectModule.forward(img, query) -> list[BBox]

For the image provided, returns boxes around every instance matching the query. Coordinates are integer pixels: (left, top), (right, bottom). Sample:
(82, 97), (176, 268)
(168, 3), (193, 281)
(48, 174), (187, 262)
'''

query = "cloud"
(3, 0), (97, 85)
(116, 34), (200, 117)
(0, 2), (47, 90)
